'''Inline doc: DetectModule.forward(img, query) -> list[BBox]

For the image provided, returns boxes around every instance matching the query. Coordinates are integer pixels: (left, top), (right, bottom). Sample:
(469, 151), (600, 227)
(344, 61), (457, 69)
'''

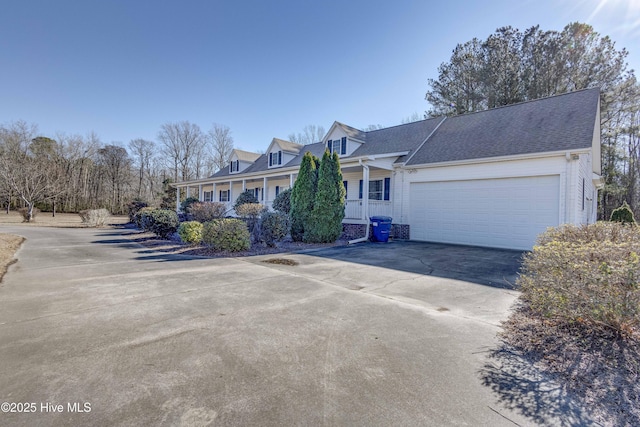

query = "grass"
(0, 211), (129, 227)
(0, 234), (24, 282)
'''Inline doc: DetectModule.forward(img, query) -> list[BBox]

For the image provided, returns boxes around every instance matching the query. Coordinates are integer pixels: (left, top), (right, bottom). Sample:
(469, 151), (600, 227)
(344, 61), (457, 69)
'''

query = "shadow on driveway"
(305, 240), (524, 289)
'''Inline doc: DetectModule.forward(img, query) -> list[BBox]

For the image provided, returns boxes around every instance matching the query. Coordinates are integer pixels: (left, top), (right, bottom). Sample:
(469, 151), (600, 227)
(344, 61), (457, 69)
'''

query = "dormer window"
(269, 151), (282, 166)
(327, 137), (347, 155)
(229, 160), (239, 173)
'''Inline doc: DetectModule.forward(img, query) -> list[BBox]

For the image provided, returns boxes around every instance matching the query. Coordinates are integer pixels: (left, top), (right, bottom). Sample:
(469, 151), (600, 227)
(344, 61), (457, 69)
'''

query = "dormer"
(267, 138), (303, 168)
(229, 149), (261, 174)
(323, 122), (366, 157)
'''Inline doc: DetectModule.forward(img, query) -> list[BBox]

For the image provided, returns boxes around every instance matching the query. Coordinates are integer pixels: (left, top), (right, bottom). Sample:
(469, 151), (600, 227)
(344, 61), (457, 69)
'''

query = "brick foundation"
(340, 223), (410, 241)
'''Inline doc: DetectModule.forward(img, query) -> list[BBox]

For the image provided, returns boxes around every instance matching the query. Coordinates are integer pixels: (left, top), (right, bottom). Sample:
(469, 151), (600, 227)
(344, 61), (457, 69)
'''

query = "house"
(174, 88), (602, 250)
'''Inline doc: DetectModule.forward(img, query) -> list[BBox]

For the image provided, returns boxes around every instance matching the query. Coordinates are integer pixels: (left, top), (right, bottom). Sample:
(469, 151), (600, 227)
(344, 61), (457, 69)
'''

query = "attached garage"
(409, 175), (560, 250)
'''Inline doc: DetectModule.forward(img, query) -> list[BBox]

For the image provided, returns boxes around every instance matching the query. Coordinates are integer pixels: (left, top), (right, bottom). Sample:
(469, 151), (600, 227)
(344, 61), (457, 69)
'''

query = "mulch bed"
(116, 225), (348, 258)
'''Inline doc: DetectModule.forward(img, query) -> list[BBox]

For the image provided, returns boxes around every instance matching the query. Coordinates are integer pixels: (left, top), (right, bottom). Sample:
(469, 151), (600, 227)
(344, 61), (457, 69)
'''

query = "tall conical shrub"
(306, 151), (346, 243)
(290, 152), (318, 241)
(610, 201), (636, 224)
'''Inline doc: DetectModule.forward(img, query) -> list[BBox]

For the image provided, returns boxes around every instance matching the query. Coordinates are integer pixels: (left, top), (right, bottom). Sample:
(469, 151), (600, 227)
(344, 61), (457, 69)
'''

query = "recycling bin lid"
(370, 216), (392, 222)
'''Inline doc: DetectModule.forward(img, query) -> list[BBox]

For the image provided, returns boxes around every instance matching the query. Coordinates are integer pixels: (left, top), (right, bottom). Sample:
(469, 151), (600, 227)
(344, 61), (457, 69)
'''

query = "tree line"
(0, 121), (236, 217)
(425, 22), (639, 220)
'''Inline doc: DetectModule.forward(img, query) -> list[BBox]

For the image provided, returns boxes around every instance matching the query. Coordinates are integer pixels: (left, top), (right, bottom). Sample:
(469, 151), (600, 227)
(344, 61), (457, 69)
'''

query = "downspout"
(349, 160), (370, 244)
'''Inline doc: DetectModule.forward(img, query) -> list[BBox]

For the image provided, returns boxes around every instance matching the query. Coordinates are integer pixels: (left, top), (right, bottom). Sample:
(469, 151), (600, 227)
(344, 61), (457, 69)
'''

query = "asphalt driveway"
(0, 226), (593, 426)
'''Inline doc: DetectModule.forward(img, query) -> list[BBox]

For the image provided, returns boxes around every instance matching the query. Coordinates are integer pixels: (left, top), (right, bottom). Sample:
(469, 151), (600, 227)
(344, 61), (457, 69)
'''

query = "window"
(275, 186), (280, 197)
(253, 188), (262, 200)
(219, 190), (230, 202)
(269, 151), (282, 166)
(203, 191), (212, 202)
(369, 180), (383, 200)
(327, 137), (347, 155)
(230, 160), (239, 173)
(359, 178), (390, 201)
(343, 181), (348, 198)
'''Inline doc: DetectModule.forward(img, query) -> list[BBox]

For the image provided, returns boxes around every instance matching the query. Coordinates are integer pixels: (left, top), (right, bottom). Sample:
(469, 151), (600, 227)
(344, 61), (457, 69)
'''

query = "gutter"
(348, 159), (371, 244)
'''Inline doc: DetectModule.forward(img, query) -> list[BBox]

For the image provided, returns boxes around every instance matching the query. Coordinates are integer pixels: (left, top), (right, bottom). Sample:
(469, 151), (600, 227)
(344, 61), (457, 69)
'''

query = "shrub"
(235, 203), (265, 237)
(18, 207), (40, 222)
(233, 190), (259, 211)
(260, 211), (290, 247)
(306, 151), (345, 243)
(135, 208), (179, 238)
(290, 152), (319, 241)
(177, 221), (203, 244)
(518, 222), (640, 336)
(180, 196), (200, 213)
(189, 202), (228, 222)
(147, 209), (179, 238)
(202, 219), (250, 252)
(272, 188), (292, 214)
(127, 200), (148, 223)
(79, 208), (111, 227)
(610, 201), (636, 224)
(134, 207), (157, 229)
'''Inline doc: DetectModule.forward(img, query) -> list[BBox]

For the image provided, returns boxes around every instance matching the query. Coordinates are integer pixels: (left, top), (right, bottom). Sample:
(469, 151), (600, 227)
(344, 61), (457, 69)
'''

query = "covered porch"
(175, 159), (394, 222)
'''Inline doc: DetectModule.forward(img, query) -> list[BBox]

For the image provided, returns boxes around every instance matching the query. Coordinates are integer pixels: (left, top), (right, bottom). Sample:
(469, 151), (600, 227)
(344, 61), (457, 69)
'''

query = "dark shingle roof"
(335, 122), (367, 141)
(209, 142), (327, 178)
(350, 118), (444, 161)
(406, 88), (600, 166)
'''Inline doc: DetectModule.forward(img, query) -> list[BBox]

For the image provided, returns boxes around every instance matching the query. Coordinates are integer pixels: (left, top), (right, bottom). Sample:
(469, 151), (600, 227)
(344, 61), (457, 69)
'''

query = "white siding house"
(175, 88), (602, 250)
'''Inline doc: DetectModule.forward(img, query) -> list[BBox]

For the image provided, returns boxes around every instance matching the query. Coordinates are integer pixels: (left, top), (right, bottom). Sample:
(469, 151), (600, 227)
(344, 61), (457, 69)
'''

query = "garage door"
(409, 175), (560, 250)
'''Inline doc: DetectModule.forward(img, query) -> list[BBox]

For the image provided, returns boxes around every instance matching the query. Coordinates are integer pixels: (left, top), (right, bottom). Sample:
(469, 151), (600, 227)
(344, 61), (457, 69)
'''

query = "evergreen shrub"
(178, 221), (203, 244)
(610, 201), (636, 225)
(202, 219), (250, 252)
(260, 211), (290, 246)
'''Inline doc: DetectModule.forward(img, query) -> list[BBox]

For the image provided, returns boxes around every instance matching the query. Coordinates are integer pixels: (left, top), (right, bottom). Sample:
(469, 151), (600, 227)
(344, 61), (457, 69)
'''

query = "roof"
(209, 142), (327, 179)
(350, 117), (444, 161)
(272, 138), (303, 154)
(406, 88), (600, 166)
(335, 122), (366, 141)
(198, 89), (599, 183)
(233, 149), (261, 162)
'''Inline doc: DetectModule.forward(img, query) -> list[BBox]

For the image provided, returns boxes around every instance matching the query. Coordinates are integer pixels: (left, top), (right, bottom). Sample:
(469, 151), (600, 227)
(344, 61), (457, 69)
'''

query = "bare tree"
(128, 138), (155, 200)
(157, 121), (205, 181)
(208, 124), (234, 173)
(288, 124), (326, 145)
(98, 144), (132, 214)
(0, 121), (67, 221)
(401, 112), (425, 124)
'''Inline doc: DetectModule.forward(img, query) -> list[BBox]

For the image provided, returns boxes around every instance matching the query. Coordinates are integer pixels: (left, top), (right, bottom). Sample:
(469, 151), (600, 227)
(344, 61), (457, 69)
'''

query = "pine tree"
(306, 151), (346, 243)
(290, 152), (318, 241)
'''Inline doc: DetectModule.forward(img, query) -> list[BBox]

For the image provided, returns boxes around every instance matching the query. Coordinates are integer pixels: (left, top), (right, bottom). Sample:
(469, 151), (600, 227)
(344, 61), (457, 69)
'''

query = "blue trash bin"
(370, 216), (392, 242)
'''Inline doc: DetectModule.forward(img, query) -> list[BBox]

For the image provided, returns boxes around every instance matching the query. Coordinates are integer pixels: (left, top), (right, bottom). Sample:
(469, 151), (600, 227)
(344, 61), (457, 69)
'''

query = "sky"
(1, 0), (639, 153)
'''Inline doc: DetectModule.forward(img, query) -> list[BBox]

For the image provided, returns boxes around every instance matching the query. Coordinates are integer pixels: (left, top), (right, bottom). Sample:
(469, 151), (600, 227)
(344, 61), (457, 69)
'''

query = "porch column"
(242, 179), (246, 191)
(362, 164), (370, 221)
(290, 174), (294, 187)
(186, 186), (191, 198)
(263, 177), (267, 203)
(229, 180), (233, 203)
(198, 184), (203, 201)
(175, 187), (180, 213)
(213, 183), (217, 201)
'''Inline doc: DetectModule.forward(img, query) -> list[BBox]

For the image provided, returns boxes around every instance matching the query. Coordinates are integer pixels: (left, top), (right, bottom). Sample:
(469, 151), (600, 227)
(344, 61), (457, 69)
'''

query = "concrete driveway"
(0, 226), (592, 426)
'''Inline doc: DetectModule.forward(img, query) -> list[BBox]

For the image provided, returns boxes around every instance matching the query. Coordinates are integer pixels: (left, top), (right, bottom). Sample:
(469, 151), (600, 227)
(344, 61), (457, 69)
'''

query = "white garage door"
(409, 175), (560, 250)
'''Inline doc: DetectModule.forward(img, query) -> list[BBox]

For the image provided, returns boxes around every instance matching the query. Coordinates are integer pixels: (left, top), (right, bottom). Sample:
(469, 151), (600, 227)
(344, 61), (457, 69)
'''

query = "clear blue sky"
(1, 0), (638, 153)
